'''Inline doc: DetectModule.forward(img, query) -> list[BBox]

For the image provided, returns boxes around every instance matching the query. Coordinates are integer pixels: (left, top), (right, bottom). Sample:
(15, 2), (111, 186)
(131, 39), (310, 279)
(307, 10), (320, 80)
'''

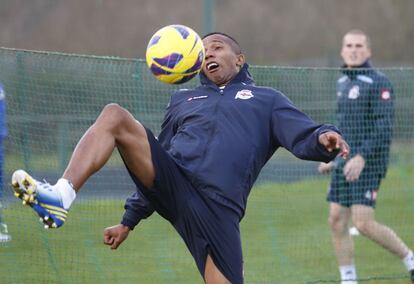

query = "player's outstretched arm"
(103, 224), (131, 250)
(318, 131), (349, 159)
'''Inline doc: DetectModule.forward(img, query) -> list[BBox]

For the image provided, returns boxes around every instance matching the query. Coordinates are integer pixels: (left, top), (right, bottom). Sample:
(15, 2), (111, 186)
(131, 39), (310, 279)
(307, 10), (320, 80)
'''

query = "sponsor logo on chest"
(235, 89), (254, 100)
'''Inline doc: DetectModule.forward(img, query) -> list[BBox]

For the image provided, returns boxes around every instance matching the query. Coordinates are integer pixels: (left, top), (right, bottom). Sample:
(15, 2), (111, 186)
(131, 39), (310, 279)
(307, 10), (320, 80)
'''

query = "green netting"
(0, 47), (413, 283)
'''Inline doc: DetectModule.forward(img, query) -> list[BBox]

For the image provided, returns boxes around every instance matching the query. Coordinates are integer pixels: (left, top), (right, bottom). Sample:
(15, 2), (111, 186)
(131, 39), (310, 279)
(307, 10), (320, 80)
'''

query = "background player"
(318, 29), (414, 284)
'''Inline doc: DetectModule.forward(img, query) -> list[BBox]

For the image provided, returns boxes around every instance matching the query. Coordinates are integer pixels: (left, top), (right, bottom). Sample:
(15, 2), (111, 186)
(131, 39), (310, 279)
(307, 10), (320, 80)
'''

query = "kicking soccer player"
(12, 32), (349, 283)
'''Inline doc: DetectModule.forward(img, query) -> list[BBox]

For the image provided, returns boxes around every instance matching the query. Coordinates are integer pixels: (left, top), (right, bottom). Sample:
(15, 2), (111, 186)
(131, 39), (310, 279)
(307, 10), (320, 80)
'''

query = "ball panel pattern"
(146, 25), (205, 84)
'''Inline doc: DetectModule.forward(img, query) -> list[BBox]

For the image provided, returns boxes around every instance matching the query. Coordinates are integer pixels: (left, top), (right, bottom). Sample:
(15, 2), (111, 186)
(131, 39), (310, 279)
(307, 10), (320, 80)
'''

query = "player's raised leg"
(11, 103), (155, 228)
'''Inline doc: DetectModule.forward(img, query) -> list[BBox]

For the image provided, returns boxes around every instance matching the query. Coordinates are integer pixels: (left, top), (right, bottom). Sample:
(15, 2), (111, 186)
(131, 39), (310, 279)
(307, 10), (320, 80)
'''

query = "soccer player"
(0, 82), (10, 243)
(318, 29), (414, 284)
(12, 32), (349, 284)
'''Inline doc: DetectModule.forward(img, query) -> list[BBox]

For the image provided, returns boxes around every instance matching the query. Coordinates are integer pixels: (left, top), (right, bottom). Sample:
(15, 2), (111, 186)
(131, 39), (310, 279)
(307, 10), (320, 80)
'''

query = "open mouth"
(206, 62), (219, 72)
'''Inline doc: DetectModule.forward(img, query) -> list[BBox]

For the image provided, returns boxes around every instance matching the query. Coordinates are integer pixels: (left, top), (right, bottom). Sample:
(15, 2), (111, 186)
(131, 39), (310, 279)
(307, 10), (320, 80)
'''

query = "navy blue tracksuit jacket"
(336, 61), (394, 178)
(122, 64), (340, 227)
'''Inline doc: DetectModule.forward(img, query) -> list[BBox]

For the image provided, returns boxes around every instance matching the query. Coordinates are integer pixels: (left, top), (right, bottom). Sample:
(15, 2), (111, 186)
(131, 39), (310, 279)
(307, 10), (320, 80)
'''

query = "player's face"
(202, 34), (245, 87)
(341, 33), (371, 67)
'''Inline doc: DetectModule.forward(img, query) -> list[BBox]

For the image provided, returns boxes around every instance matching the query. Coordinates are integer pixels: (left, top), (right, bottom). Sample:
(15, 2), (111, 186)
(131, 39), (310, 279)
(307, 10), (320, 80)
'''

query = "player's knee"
(99, 103), (147, 146)
(99, 103), (135, 128)
(328, 214), (345, 232)
(352, 219), (372, 236)
(328, 213), (338, 227)
(101, 103), (126, 119)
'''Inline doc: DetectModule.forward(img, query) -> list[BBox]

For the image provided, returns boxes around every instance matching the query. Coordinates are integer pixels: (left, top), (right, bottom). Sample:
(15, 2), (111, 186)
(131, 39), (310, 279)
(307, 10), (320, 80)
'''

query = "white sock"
(55, 178), (76, 209)
(340, 265), (358, 284)
(403, 250), (414, 271)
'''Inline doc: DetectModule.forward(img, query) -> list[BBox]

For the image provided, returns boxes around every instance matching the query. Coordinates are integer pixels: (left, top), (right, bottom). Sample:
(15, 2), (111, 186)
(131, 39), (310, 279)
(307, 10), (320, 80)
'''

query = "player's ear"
(236, 54), (245, 68)
(367, 48), (372, 59)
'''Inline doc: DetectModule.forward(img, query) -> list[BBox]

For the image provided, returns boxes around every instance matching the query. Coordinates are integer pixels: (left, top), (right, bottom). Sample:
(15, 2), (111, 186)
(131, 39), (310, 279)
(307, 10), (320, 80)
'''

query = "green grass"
(1, 166), (413, 283)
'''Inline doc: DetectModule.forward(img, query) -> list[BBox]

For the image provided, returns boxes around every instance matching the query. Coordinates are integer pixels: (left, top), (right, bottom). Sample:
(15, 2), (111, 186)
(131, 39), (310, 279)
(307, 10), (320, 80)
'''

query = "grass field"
(1, 166), (413, 284)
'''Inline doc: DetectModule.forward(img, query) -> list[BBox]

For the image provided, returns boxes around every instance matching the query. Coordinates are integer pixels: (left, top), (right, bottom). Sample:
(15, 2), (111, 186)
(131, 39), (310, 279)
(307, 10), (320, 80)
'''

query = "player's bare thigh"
(105, 104), (155, 188)
(204, 254), (231, 284)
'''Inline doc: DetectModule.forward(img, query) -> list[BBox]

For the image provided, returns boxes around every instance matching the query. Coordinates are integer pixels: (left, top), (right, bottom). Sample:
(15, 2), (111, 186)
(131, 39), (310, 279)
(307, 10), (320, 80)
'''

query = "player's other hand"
(343, 154), (365, 182)
(103, 224), (131, 250)
(318, 131), (349, 159)
(318, 161), (335, 174)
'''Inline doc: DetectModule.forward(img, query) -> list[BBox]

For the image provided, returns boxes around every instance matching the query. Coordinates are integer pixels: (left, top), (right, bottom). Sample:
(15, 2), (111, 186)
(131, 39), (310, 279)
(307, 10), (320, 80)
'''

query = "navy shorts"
(327, 162), (381, 208)
(128, 128), (244, 284)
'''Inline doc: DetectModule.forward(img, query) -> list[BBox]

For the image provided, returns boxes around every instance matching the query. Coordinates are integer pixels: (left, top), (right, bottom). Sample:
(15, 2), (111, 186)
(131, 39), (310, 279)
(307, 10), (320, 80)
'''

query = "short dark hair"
(202, 32), (242, 54)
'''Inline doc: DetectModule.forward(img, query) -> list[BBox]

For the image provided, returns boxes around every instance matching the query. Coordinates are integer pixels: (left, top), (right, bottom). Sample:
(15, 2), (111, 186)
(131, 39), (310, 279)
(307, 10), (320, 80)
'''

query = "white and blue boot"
(11, 170), (69, 228)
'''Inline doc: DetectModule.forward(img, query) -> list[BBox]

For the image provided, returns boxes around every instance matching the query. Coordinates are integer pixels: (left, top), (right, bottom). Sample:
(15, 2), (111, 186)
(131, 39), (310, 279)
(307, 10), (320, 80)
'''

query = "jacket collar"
(341, 60), (373, 79)
(199, 63), (255, 87)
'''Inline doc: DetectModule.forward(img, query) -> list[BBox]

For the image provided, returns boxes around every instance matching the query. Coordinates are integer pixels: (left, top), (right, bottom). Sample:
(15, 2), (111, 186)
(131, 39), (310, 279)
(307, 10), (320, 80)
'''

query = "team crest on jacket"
(348, 85), (360, 99)
(235, 89), (254, 100)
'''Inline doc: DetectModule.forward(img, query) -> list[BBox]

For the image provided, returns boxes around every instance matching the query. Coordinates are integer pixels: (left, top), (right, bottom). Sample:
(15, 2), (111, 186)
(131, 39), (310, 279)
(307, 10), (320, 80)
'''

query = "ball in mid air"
(146, 24), (205, 84)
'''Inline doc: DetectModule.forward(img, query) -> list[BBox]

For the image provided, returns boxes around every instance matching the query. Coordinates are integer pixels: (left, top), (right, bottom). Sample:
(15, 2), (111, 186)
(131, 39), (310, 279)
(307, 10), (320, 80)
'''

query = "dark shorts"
(128, 128), (244, 284)
(327, 163), (381, 208)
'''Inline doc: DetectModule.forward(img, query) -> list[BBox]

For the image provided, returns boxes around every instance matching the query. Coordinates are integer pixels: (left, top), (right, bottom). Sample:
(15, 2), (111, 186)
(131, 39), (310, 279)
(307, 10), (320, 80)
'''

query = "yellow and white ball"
(146, 25), (205, 84)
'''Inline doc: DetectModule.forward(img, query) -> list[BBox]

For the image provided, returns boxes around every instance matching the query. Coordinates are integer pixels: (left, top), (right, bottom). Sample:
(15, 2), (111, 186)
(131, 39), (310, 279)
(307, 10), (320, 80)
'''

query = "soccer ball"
(146, 25), (205, 84)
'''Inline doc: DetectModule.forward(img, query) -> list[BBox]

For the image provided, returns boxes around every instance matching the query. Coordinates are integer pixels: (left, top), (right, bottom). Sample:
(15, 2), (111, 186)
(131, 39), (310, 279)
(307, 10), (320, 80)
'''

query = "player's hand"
(318, 131), (349, 159)
(343, 154), (365, 182)
(318, 161), (334, 174)
(103, 224), (131, 250)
